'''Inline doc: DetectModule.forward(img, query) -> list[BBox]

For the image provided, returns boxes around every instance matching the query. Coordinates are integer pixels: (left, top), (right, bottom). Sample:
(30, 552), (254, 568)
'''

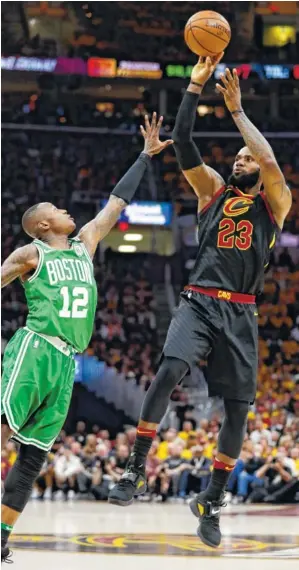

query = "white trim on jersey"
(27, 243), (44, 283)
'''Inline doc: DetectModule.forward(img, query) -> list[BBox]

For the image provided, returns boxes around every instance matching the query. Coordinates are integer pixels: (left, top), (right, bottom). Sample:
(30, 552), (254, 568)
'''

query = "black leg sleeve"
(217, 399), (249, 459)
(140, 357), (189, 423)
(2, 444), (47, 513)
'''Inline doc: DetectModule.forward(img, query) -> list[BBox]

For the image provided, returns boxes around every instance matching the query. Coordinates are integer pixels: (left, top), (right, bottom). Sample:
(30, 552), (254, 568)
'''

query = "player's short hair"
(22, 204), (41, 237)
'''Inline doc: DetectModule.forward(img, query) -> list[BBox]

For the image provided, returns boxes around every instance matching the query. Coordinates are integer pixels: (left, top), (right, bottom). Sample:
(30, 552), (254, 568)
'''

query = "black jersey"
(189, 185), (280, 295)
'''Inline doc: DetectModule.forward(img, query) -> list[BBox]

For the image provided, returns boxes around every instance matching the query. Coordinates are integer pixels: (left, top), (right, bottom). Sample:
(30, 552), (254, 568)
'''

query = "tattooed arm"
(78, 114), (173, 257)
(231, 112), (291, 227)
(1, 244), (38, 287)
(216, 68), (292, 228)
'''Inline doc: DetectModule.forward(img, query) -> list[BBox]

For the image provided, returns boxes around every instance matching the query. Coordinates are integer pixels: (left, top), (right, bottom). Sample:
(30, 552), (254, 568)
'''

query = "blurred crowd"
(2, 416), (298, 504)
(3, 2), (298, 64)
(88, 259), (158, 384)
(71, 1), (234, 62)
(3, 91), (299, 133)
(1, 129), (298, 233)
(72, 1), (299, 64)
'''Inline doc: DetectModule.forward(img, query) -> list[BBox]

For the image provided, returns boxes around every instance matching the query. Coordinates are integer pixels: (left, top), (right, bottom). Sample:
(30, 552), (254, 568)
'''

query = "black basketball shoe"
(1, 545), (13, 564)
(108, 457), (147, 506)
(189, 491), (226, 548)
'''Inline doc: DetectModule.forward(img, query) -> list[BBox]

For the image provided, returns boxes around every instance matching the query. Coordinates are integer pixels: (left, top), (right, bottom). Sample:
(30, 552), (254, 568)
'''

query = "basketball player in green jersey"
(1, 114), (173, 562)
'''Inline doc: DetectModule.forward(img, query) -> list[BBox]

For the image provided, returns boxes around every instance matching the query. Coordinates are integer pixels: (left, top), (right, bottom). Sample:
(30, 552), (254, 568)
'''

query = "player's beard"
(228, 169), (260, 192)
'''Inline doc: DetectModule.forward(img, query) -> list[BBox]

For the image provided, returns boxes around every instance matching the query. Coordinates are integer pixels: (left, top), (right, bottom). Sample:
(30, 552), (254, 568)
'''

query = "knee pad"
(217, 400), (250, 459)
(3, 444), (47, 512)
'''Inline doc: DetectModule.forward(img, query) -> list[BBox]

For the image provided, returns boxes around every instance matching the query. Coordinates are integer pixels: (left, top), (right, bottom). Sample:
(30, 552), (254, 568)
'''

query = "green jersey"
(23, 238), (97, 352)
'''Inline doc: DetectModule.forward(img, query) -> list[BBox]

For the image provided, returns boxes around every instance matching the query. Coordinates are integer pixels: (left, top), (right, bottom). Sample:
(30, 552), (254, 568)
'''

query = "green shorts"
(1, 328), (76, 451)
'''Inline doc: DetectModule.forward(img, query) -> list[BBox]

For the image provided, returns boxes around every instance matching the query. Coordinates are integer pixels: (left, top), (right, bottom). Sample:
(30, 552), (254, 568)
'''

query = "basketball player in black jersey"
(108, 55), (292, 547)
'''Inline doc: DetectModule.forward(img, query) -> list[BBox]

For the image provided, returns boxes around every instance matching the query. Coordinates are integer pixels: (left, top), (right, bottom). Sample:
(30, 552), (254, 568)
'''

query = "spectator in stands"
(226, 445), (250, 501)
(73, 421), (87, 446)
(250, 419), (272, 445)
(54, 446), (83, 500)
(105, 444), (130, 483)
(157, 428), (177, 460)
(89, 458), (110, 501)
(32, 453), (55, 500)
(178, 421), (195, 441)
(177, 445), (212, 498)
(248, 449), (297, 504)
(145, 441), (161, 496)
(235, 444), (266, 503)
(155, 442), (188, 499)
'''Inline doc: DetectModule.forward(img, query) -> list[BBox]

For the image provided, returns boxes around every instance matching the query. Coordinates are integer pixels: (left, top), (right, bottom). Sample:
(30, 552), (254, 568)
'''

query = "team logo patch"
(223, 197), (253, 217)
(74, 244), (83, 257)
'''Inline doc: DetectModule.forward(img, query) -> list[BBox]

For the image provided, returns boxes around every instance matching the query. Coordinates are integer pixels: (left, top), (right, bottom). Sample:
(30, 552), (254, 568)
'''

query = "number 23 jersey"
(23, 238), (97, 352)
(189, 185), (280, 295)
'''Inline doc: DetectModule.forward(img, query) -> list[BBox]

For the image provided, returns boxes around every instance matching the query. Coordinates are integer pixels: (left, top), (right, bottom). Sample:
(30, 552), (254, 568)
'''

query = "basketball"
(184, 10), (231, 57)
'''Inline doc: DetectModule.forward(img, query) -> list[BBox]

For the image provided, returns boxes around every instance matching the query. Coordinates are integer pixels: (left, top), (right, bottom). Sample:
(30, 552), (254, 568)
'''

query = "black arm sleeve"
(111, 152), (151, 204)
(172, 91), (203, 171)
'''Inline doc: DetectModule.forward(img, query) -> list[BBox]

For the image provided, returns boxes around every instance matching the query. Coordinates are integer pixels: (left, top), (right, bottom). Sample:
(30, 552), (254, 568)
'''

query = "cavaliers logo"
(223, 197), (253, 217)
(9, 533), (299, 558)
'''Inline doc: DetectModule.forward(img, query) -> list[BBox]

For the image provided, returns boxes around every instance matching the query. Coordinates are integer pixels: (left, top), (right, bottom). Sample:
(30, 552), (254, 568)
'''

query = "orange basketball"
(184, 10), (231, 57)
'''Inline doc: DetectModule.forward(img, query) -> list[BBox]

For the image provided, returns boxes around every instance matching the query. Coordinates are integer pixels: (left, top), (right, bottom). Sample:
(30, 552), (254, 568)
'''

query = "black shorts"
(162, 289), (258, 403)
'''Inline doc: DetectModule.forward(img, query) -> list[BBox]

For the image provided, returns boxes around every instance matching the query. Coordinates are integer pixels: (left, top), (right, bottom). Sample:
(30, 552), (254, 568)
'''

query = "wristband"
(190, 81), (204, 88)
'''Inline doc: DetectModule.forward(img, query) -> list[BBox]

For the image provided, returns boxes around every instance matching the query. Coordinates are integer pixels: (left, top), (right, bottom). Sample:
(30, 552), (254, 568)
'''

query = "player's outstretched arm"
(172, 53), (225, 211)
(216, 68), (292, 228)
(1, 244), (38, 288)
(78, 114), (173, 257)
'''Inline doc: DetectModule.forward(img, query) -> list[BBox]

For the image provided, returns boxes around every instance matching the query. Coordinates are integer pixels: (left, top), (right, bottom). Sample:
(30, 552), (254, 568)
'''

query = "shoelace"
(116, 468), (138, 489)
(2, 550), (13, 564)
(116, 478), (136, 490)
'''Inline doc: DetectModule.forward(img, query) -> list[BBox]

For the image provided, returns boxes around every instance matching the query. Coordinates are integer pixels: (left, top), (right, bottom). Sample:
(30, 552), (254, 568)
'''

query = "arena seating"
(2, 417), (298, 503)
(2, 92), (299, 132)
(2, 127), (298, 232)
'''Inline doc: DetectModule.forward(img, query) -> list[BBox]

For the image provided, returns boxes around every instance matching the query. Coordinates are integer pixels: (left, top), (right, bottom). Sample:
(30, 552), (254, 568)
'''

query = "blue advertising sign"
(74, 355), (106, 383)
(74, 355), (83, 383)
(100, 200), (172, 226)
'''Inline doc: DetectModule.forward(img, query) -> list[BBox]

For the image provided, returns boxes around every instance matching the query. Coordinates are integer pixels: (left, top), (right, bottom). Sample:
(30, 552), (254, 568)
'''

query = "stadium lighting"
(118, 245), (137, 253)
(123, 234), (143, 242)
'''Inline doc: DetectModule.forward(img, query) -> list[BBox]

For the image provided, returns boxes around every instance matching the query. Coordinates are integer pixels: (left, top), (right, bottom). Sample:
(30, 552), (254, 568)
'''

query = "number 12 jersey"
(189, 185), (280, 295)
(23, 238), (97, 352)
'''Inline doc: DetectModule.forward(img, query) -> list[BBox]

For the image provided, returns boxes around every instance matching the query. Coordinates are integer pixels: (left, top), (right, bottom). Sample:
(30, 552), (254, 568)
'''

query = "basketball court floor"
(8, 500), (298, 569)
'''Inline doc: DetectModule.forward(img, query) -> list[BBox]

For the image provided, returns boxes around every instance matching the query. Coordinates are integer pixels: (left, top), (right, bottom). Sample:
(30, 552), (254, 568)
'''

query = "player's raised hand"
(191, 51), (224, 87)
(216, 68), (242, 113)
(141, 113), (173, 156)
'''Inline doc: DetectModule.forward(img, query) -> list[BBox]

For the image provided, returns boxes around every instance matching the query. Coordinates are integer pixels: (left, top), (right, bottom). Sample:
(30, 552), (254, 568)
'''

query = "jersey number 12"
(59, 286), (88, 318)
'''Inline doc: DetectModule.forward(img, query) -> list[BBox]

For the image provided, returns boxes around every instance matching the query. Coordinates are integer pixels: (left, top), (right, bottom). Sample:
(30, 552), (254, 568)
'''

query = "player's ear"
(37, 220), (50, 232)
